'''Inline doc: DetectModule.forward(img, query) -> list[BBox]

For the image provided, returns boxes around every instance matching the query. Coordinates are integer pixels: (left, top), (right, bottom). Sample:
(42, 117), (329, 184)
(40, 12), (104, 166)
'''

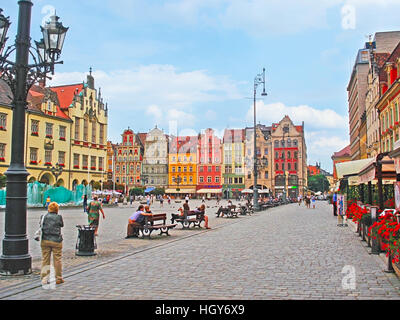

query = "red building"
(331, 145), (351, 181)
(307, 163), (321, 176)
(196, 128), (222, 196)
(114, 128), (144, 193)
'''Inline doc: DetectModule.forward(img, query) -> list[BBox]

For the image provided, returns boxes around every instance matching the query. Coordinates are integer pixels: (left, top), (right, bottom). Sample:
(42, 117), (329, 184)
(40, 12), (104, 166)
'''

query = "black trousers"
(333, 202), (337, 216)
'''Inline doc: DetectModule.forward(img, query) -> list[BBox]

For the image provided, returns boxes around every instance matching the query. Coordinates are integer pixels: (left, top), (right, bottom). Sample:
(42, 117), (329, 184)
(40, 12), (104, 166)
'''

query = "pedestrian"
(82, 194), (87, 212)
(311, 195), (316, 209)
(185, 194), (189, 203)
(146, 195), (150, 206)
(202, 196), (205, 203)
(160, 195), (164, 207)
(297, 195), (301, 206)
(167, 195), (171, 205)
(216, 196), (220, 205)
(45, 196), (51, 210)
(86, 196), (105, 236)
(332, 192), (338, 216)
(305, 195), (311, 209)
(130, 194), (134, 206)
(40, 202), (64, 285)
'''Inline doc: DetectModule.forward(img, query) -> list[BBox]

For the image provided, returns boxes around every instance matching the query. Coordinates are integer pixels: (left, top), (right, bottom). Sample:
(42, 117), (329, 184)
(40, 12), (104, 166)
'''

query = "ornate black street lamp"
(253, 68), (267, 211)
(0, 1), (68, 275)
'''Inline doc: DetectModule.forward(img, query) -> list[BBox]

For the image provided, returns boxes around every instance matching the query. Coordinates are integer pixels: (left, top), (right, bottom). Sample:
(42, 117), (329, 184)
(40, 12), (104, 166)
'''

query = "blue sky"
(3, 0), (400, 172)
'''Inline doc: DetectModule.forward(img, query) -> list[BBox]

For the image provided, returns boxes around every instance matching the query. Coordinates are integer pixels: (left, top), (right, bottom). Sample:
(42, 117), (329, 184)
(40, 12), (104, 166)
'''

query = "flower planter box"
(0, 157), (5, 162)
(393, 262), (400, 279)
(30, 161), (38, 165)
(45, 135), (53, 139)
(59, 137), (66, 141)
(73, 165), (79, 169)
(31, 132), (39, 136)
(44, 162), (52, 166)
(59, 163), (65, 167)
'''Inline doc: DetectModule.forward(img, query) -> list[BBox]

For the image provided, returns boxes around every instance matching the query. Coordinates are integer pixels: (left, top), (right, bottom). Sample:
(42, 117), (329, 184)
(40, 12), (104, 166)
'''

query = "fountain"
(0, 182), (93, 208)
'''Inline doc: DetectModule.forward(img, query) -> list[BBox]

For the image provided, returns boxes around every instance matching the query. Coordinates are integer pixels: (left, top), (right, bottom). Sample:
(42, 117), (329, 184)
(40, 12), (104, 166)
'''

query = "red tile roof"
(332, 145), (351, 158)
(50, 83), (84, 110)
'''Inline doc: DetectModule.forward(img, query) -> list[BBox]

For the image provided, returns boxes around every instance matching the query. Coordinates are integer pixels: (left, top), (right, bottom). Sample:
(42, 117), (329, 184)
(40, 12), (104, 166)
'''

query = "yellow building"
(166, 136), (197, 195)
(0, 71), (108, 190)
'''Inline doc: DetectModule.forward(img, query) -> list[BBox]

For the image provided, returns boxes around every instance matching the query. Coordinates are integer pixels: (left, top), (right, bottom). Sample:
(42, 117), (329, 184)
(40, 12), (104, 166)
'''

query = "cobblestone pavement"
(2, 201), (400, 300)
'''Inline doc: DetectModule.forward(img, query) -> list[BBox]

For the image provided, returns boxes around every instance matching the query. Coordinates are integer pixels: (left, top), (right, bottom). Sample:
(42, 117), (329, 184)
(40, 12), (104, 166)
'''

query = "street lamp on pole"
(253, 68), (267, 211)
(0, 2), (68, 275)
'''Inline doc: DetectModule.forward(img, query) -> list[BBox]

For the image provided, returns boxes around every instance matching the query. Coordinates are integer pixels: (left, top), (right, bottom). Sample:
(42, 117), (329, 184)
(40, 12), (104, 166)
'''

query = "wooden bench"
(173, 210), (205, 229)
(224, 205), (239, 218)
(127, 213), (177, 239)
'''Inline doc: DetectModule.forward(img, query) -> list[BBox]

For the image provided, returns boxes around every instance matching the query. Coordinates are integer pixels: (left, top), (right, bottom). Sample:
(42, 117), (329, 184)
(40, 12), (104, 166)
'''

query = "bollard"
(75, 225), (97, 256)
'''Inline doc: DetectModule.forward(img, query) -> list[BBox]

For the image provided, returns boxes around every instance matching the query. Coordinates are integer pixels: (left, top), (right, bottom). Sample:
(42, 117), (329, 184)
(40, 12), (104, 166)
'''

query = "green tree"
(150, 188), (165, 196)
(307, 174), (329, 193)
(130, 187), (145, 196)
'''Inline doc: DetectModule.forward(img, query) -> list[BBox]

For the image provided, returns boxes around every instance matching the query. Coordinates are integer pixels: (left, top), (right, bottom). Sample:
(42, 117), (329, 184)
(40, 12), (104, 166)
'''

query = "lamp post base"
(0, 254), (32, 275)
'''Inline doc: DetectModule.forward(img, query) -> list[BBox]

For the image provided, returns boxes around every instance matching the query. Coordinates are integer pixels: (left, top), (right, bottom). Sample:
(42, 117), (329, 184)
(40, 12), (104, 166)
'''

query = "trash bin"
(75, 225), (97, 256)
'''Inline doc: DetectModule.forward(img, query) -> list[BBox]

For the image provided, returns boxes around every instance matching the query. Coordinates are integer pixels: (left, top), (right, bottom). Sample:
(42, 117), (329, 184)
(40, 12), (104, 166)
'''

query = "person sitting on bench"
(194, 204), (210, 229)
(126, 205), (152, 238)
(216, 206), (228, 218)
(171, 202), (189, 223)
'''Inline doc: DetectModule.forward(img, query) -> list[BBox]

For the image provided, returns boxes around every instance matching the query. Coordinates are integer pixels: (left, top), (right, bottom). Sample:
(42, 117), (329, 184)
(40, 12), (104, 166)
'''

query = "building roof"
(332, 145), (351, 159)
(49, 83), (84, 110)
(0, 80), (12, 106)
(223, 129), (245, 143)
(137, 133), (147, 146)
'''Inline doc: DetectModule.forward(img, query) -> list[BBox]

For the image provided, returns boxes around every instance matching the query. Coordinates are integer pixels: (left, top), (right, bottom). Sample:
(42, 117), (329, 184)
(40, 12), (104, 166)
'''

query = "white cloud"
(49, 65), (243, 131)
(246, 101), (348, 130)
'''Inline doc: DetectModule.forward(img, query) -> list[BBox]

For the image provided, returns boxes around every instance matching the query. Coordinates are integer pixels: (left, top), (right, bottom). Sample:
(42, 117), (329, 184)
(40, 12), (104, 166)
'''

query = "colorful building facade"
(197, 128), (222, 196)
(222, 129), (245, 199)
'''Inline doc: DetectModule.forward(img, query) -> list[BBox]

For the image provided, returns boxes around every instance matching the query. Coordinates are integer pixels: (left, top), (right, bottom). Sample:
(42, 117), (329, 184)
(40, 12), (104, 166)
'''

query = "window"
(208, 166), (212, 172)
(275, 163), (279, 171)
(74, 154), (80, 168)
(207, 176), (212, 183)
(172, 166), (176, 173)
(74, 118), (80, 140)
(282, 163), (285, 171)
(59, 126), (66, 140)
(199, 166), (204, 172)
(264, 148), (268, 155)
(45, 150), (52, 164)
(183, 176), (187, 183)
(99, 157), (104, 170)
(83, 118), (88, 141)
(58, 151), (65, 165)
(189, 166), (193, 172)
(45, 123), (53, 138)
(247, 172), (251, 179)
(293, 140), (298, 147)
(216, 166), (220, 172)
(82, 155), (88, 168)
(189, 176), (193, 183)
(0, 113), (6, 130)
(274, 140), (279, 148)
(288, 163), (291, 170)
(183, 166), (187, 172)
(294, 152), (298, 159)
(31, 120), (39, 135)
(0, 143), (5, 160)
(287, 151), (291, 159)
(99, 124), (104, 145)
(215, 176), (220, 183)
(264, 171), (268, 179)
(275, 152), (279, 159)
(295, 163), (298, 171)
(178, 166), (181, 172)
(92, 122), (96, 143)
(91, 156), (96, 169)
(30, 148), (38, 162)
(199, 176), (204, 183)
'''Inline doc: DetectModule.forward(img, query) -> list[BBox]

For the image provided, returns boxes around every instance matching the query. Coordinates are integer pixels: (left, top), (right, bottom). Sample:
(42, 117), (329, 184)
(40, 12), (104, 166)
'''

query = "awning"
(165, 188), (196, 194)
(335, 158), (375, 180)
(144, 187), (155, 193)
(258, 189), (270, 194)
(358, 155), (396, 184)
(197, 189), (222, 194)
(241, 189), (253, 193)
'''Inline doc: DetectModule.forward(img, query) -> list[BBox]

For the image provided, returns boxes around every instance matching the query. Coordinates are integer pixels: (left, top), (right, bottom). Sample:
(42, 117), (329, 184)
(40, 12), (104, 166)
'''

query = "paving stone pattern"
(1, 201), (400, 300)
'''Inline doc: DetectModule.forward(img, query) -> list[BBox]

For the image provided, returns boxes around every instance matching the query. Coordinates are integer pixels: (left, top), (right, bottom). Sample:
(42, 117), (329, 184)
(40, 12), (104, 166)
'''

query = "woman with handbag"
(39, 202), (64, 285)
